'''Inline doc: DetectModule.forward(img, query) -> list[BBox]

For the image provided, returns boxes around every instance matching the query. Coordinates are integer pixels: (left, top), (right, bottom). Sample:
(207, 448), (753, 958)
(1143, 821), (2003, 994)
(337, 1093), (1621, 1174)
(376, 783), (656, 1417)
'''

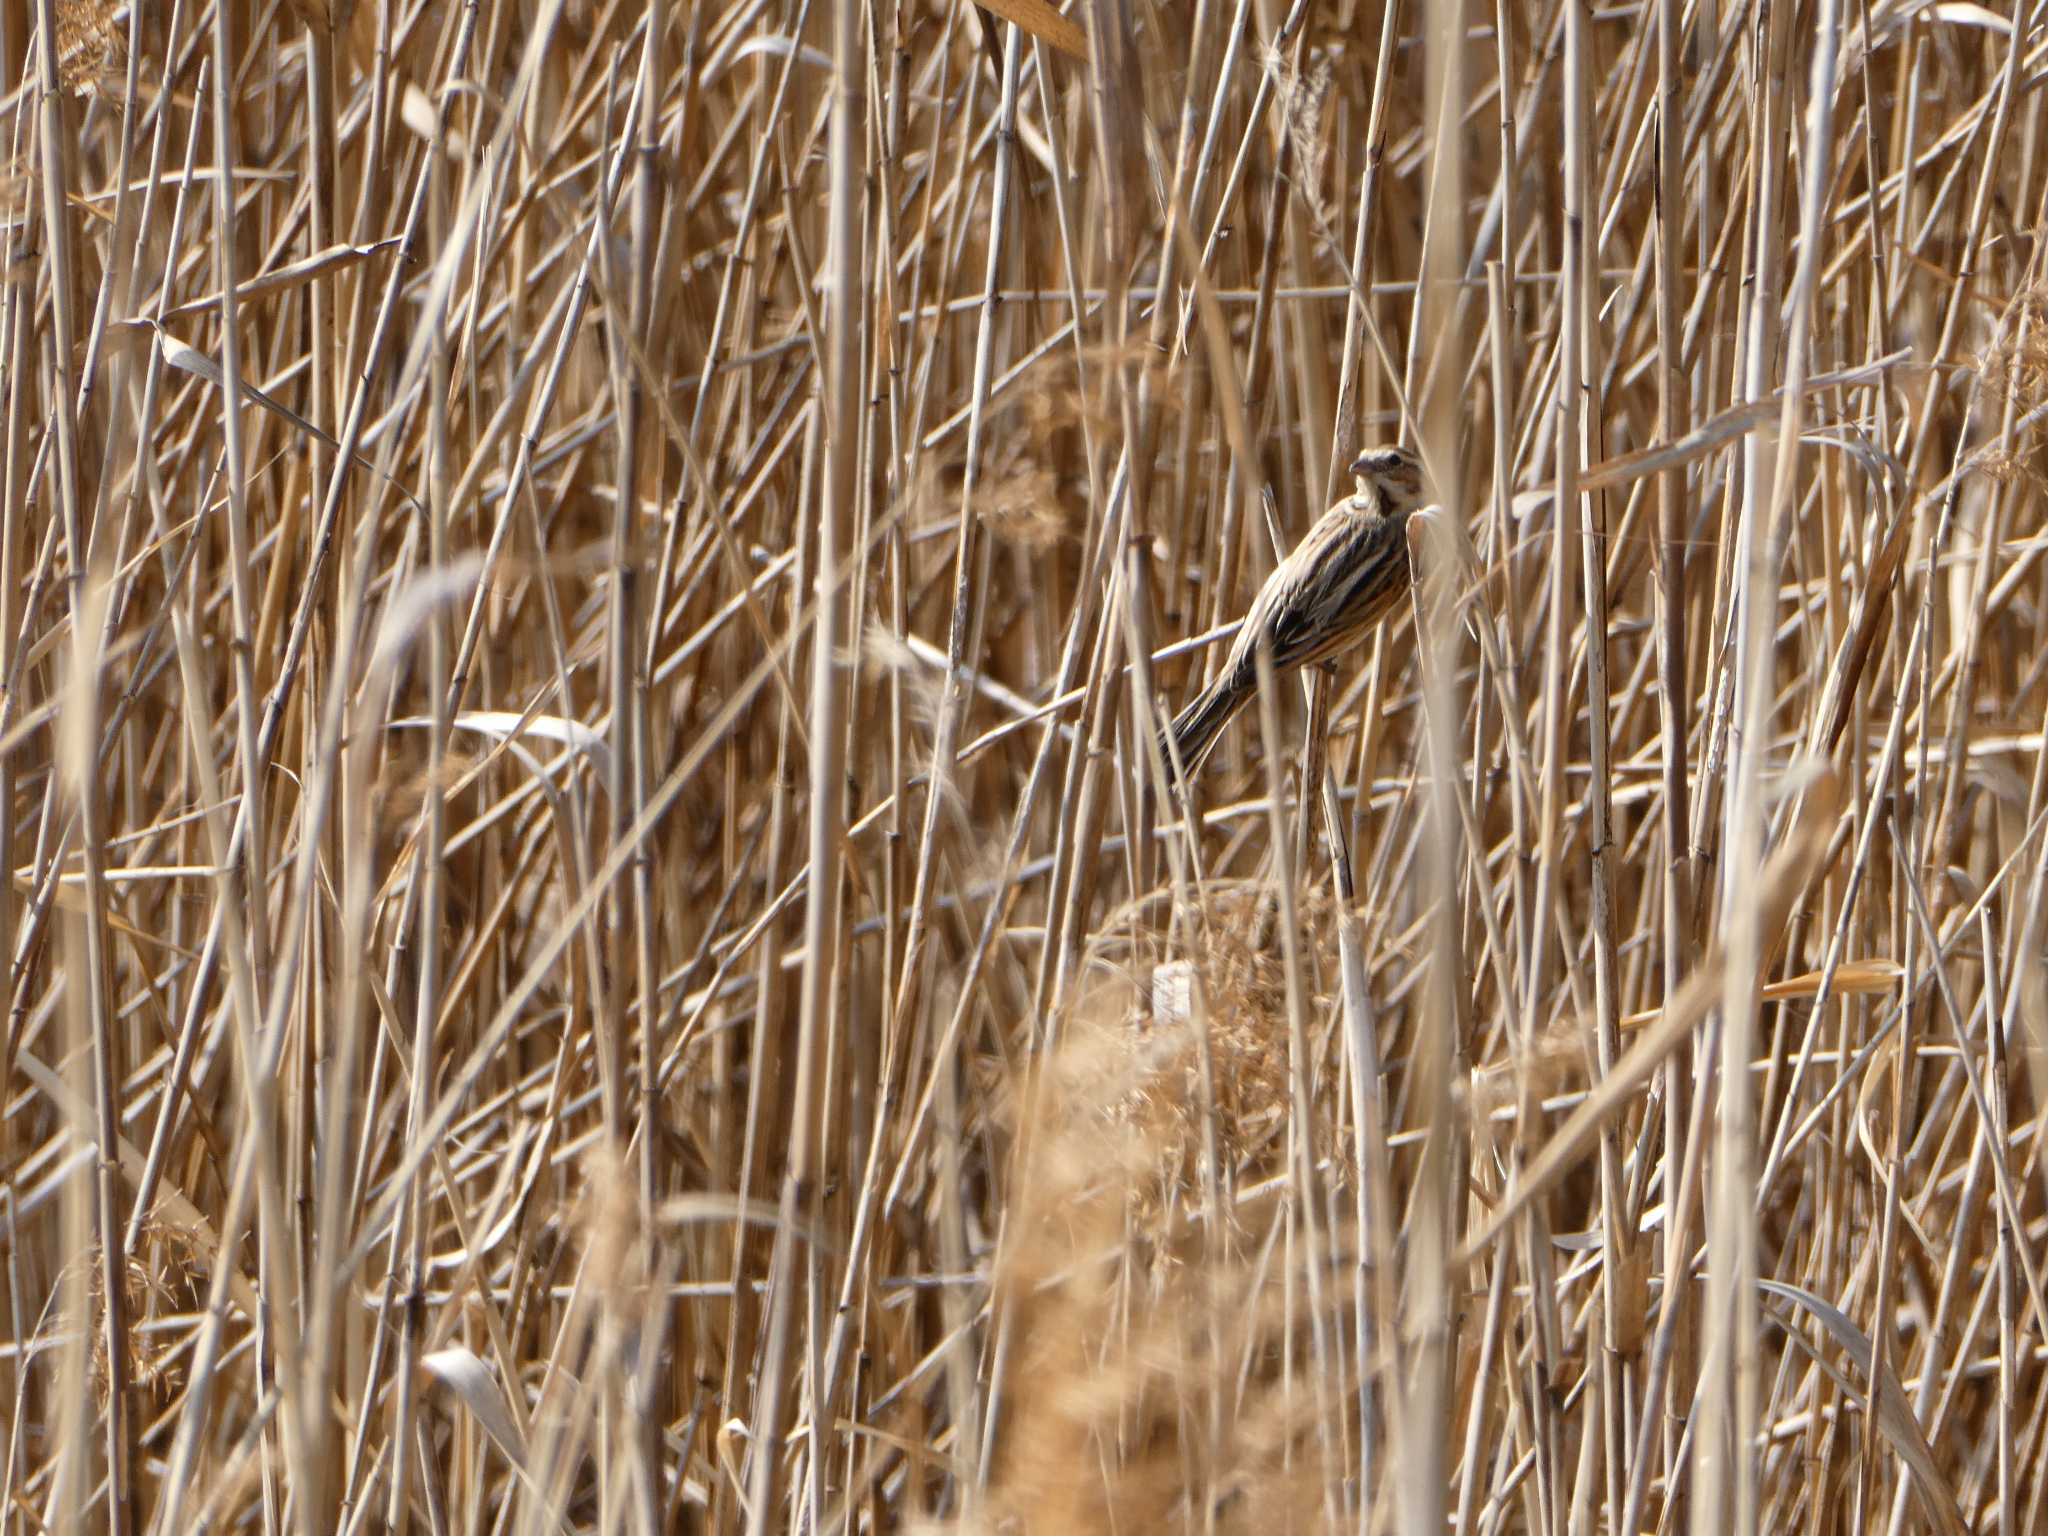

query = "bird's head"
(1348, 444), (1427, 514)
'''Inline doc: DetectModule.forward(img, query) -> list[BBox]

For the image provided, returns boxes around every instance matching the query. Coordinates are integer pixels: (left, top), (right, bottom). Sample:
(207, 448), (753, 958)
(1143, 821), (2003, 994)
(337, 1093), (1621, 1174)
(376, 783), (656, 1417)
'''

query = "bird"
(1161, 444), (1429, 781)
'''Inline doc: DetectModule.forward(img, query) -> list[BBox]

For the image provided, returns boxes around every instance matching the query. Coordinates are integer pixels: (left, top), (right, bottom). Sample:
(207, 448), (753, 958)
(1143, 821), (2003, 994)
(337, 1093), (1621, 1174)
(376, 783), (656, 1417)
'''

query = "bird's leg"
(1294, 661), (1339, 879)
(1314, 662), (1366, 905)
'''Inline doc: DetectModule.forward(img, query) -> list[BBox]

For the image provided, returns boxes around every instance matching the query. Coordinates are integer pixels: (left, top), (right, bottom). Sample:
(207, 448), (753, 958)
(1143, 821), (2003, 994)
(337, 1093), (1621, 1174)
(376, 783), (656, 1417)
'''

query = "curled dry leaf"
(421, 1347), (529, 1470)
(973, 0), (1086, 57)
(1759, 1280), (1968, 1536)
(388, 710), (616, 785)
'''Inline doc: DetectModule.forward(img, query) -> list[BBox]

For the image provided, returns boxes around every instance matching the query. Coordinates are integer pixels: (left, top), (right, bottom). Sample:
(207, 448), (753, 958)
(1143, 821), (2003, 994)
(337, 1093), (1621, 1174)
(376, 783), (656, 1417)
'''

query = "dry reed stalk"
(8, 0), (2048, 1531)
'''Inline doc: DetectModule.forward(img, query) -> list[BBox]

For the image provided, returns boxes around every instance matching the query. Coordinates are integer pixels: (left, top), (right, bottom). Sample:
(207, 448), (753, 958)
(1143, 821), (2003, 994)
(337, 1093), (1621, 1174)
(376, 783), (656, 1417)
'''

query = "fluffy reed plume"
(4, 0), (2044, 1531)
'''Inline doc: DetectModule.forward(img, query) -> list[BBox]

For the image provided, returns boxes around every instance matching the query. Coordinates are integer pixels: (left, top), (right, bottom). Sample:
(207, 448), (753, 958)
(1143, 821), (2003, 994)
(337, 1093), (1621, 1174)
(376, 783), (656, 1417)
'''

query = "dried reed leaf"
(972, 0), (1085, 57)
(1760, 1280), (1969, 1536)
(1618, 958), (1902, 1031)
(155, 237), (405, 323)
(422, 1347), (530, 1469)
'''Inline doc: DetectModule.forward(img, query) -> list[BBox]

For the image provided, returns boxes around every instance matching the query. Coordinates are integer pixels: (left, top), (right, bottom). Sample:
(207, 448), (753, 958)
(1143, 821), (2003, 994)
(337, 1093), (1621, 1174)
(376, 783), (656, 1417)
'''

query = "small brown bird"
(1162, 444), (1428, 779)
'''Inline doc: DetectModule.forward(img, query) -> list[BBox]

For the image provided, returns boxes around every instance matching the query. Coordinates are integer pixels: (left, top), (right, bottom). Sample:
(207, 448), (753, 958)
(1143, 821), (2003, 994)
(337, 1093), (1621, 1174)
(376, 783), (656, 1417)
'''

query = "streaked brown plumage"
(1162, 445), (1427, 780)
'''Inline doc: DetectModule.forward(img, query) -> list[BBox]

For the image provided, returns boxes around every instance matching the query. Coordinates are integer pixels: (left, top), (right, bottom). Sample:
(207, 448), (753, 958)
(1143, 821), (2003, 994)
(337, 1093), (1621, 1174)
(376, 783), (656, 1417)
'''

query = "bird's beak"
(1347, 452), (1374, 478)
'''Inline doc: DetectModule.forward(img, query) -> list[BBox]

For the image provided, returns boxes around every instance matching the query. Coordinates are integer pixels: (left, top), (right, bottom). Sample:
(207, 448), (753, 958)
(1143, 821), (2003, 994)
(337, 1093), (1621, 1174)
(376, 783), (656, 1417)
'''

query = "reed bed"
(3, 0), (2046, 1529)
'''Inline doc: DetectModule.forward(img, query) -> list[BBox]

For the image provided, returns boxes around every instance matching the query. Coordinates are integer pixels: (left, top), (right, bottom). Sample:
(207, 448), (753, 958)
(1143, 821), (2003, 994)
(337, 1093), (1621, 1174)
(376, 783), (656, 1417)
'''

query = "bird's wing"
(1263, 509), (1405, 670)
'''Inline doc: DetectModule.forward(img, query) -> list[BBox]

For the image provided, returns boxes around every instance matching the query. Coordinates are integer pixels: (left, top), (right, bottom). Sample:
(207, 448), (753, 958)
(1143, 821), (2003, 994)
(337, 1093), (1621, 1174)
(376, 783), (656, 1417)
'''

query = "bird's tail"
(1160, 671), (1249, 786)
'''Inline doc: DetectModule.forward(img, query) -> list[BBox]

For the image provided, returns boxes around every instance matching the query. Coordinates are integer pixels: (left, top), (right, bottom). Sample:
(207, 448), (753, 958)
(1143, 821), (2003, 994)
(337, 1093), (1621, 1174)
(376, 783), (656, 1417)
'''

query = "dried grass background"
(5, 0), (2048, 1530)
